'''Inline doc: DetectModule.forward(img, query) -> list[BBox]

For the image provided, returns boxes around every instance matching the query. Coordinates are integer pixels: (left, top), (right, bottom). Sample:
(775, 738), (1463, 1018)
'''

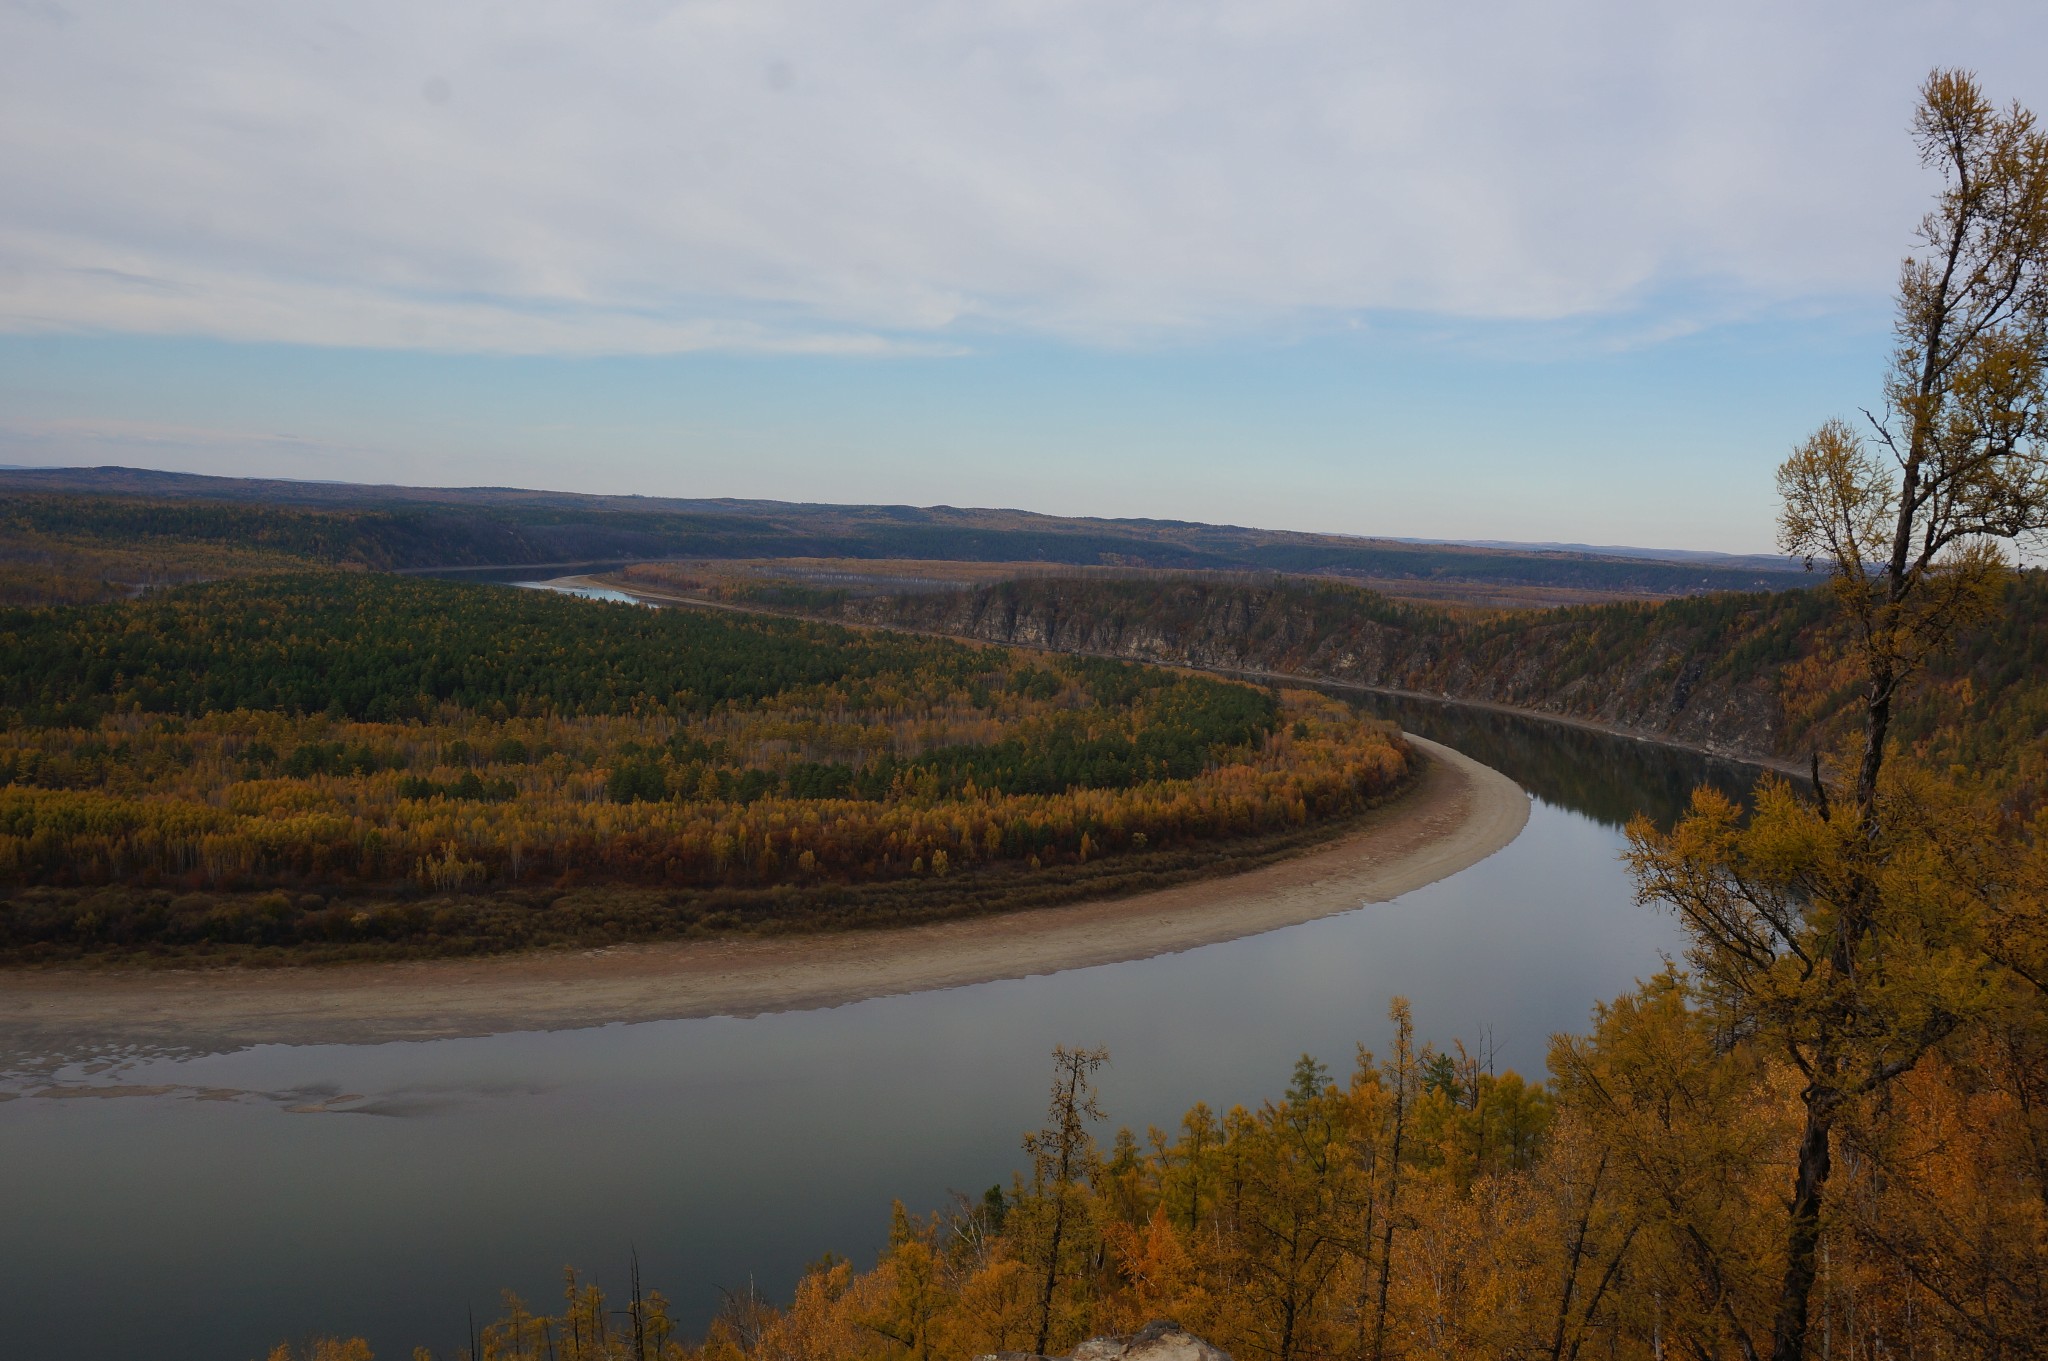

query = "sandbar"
(0, 736), (1526, 1058)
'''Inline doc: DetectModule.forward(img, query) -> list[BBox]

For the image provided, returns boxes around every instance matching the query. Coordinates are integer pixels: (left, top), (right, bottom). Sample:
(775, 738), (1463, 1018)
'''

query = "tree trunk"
(1548, 1154), (1607, 1361)
(1369, 1037), (1410, 1361)
(1770, 1092), (1836, 1361)
(1034, 1174), (1070, 1356)
(1854, 679), (1892, 816)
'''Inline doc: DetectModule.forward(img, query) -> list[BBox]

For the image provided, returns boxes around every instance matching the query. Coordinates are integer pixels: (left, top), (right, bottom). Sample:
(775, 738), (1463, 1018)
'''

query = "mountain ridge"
(0, 465), (1810, 599)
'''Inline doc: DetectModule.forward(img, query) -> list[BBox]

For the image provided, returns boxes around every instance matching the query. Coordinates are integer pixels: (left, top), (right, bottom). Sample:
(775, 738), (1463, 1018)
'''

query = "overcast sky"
(3, 1), (2044, 551)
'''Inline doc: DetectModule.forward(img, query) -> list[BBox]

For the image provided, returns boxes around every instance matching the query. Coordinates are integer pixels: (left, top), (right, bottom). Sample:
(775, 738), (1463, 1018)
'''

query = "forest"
(725, 568), (2048, 820)
(0, 574), (1412, 961)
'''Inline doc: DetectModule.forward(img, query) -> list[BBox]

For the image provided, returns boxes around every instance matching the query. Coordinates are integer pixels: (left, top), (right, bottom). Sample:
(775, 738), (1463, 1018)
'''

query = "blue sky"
(3, 2), (2043, 553)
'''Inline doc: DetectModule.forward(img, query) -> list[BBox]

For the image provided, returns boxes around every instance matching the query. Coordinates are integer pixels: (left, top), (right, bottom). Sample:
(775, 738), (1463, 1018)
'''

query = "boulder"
(976, 1321), (1229, 1361)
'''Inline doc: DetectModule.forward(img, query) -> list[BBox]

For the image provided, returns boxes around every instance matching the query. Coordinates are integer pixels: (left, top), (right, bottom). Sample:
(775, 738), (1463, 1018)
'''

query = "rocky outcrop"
(977, 1320), (1232, 1361)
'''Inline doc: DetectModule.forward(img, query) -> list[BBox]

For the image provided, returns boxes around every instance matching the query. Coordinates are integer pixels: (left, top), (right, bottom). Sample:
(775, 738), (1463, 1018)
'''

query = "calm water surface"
(513, 579), (647, 605)
(0, 687), (1768, 1361)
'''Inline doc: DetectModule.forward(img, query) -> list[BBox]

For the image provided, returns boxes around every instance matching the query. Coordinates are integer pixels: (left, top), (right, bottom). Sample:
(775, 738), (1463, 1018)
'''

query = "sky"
(2, 2), (2045, 553)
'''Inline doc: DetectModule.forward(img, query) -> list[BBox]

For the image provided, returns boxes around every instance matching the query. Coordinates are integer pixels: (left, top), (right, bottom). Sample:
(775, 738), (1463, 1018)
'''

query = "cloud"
(0, 414), (379, 465)
(0, 0), (2042, 355)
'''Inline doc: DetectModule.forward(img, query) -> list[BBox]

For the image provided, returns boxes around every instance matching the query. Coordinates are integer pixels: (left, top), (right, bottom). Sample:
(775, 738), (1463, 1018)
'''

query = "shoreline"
(0, 735), (1527, 1058)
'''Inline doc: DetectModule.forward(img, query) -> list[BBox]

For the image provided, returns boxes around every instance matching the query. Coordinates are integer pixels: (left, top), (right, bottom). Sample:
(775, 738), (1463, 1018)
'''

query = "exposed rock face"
(818, 577), (1803, 765)
(976, 1320), (1233, 1361)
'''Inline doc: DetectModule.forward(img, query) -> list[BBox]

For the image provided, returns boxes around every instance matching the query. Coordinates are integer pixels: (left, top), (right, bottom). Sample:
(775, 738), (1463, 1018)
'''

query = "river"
(0, 608), (1772, 1361)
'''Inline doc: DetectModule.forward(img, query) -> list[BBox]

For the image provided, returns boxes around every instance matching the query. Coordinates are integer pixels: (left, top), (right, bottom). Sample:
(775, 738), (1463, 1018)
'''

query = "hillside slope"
(0, 468), (1805, 598)
(762, 572), (2048, 811)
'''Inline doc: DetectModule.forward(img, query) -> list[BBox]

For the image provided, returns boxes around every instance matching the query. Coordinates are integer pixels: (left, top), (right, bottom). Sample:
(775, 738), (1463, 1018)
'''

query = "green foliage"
(3, 494), (447, 568)
(0, 574), (998, 725)
(0, 574), (1280, 789)
(397, 772), (517, 802)
(906, 685), (1275, 797)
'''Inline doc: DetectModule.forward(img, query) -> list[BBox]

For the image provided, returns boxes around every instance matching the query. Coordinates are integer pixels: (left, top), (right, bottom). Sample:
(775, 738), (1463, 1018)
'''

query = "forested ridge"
(0, 478), (1806, 605)
(0, 491), (766, 598)
(0, 575), (1411, 961)
(752, 570), (2048, 815)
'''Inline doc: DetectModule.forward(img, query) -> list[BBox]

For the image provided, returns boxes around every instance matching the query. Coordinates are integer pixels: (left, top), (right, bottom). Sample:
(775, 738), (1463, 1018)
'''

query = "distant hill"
(0, 465), (1810, 599)
(1398, 537), (1803, 573)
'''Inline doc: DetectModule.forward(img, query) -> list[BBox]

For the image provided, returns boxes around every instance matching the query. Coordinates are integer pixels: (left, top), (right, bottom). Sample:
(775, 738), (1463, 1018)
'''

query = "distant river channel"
(0, 582), (1774, 1361)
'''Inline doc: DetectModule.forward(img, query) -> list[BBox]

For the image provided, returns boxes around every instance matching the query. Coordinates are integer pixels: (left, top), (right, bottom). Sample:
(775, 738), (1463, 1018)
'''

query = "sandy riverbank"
(0, 736), (1526, 1058)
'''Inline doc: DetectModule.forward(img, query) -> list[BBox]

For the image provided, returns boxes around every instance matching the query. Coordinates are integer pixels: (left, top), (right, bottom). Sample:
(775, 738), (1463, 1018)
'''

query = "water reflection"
(1340, 691), (1778, 830)
(0, 699), (1770, 1361)
(512, 579), (648, 606)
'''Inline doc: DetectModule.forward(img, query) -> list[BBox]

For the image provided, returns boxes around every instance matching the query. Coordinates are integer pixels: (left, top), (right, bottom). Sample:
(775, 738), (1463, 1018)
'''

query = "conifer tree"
(1019, 1044), (1109, 1357)
(1633, 68), (2048, 1361)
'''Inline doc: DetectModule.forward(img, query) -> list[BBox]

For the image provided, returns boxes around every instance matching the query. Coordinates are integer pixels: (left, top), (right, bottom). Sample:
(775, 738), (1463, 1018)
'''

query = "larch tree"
(1020, 1044), (1110, 1358)
(1631, 68), (2048, 1361)
(1362, 998), (1418, 1361)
